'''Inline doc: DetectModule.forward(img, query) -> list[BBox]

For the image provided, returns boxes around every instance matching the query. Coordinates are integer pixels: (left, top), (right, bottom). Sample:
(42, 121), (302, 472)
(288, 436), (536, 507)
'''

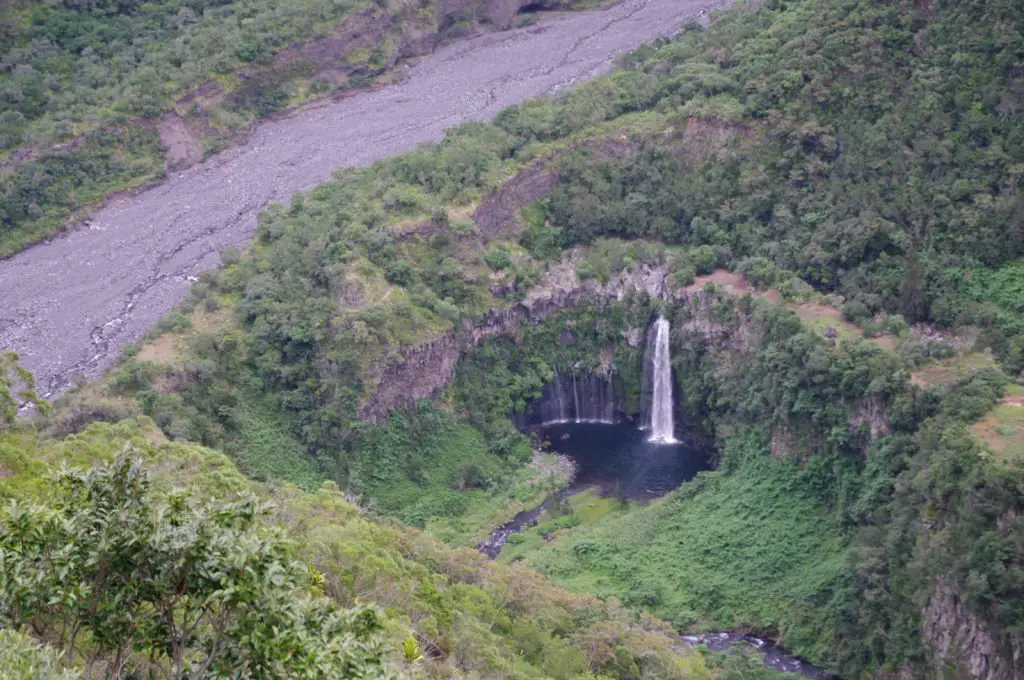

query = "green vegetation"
(1, 454), (392, 678)
(427, 450), (575, 549)
(1, 350), (49, 425)
(498, 488), (627, 563)
(96, 0), (1023, 467)
(0, 0), (592, 255)
(513, 441), (849, 663)
(9, 0), (1024, 676)
(0, 630), (76, 680)
(0, 127), (164, 255)
(0, 0), (378, 253)
(0, 376), (713, 678)
(532, 0), (1024, 356)
(970, 385), (1024, 463)
(347, 403), (530, 527)
(0, 0), (369, 136)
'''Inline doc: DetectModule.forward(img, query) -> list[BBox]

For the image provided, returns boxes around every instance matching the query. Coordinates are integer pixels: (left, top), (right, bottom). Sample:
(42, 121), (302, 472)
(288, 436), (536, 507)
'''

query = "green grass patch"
(228, 398), (323, 490)
(972, 399), (1024, 464)
(912, 351), (1000, 389)
(499, 487), (628, 562)
(428, 452), (574, 548)
(350, 406), (532, 529)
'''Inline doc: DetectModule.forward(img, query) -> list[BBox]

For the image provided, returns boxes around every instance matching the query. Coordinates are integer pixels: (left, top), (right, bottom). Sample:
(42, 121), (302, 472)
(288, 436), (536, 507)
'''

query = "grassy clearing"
(133, 299), (236, 367)
(229, 396), (323, 490)
(911, 351), (1000, 388)
(790, 302), (862, 344)
(427, 452), (576, 548)
(972, 383), (1024, 464)
(685, 270), (897, 349)
(499, 487), (627, 562)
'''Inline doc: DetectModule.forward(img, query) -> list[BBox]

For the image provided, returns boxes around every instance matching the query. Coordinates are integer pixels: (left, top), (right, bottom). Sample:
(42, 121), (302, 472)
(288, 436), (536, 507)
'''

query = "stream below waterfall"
(478, 421), (837, 678)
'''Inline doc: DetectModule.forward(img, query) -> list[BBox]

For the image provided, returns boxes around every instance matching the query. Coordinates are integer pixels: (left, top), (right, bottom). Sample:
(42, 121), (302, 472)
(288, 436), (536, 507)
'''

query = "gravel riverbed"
(0, 0), (729, 396)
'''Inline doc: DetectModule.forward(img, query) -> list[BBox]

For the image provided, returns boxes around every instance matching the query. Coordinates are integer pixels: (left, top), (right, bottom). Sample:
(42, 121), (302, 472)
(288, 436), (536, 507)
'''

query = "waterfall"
(572, 372), (581, 422)
(642, 315), (677, 444)
(554, 367), (567, 421)
(530, 368), (619, 426)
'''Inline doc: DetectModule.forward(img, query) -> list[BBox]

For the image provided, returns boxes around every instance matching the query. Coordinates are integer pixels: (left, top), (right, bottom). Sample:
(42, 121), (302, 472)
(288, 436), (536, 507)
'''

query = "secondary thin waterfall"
(572, 372), (581, 421)
(532, 368), (618, 425)
(643, 315), (677, 444)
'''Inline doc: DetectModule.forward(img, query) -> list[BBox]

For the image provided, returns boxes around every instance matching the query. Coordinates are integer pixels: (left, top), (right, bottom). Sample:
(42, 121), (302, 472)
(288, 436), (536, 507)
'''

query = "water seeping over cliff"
(641, 315), (677, 444)
(532, 368), (619, 425)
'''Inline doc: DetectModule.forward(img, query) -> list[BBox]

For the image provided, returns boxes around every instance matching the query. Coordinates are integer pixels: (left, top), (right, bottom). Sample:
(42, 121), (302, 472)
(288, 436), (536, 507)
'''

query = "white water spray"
(645, 316), (677, 444)
(534, 368), (618, 425)
(572, 371), (581, 422)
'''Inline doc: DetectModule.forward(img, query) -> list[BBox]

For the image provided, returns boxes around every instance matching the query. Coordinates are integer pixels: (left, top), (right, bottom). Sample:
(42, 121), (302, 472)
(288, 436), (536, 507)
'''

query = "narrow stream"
(682, 632), (838, 679)
(478, 421), (838, 678)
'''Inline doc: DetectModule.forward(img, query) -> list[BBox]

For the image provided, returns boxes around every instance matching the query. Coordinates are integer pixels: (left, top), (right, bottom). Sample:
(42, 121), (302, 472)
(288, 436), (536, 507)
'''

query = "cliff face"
(919, 580), (1023, 680)
(357, 258), (672, 421)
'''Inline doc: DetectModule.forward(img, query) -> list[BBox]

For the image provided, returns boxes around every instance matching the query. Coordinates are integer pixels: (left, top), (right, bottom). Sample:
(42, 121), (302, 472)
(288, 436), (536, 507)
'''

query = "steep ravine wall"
(918, 579), (1023, 680)
(357, 257), (672, 421)
(357, 263), (1022, 680)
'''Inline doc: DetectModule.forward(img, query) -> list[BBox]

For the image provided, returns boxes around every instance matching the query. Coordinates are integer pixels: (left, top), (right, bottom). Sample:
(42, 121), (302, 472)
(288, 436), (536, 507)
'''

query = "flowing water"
(485, 332), (836, 677)
(478, 423), (707, 556)
(681, 632), (838, 679)
(642, 316), (678, 443)
(0, 0), (730, 398)
(530, 369), (619, 425)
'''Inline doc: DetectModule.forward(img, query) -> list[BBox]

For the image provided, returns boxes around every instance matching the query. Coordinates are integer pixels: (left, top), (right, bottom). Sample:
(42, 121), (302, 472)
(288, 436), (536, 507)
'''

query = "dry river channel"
(1, 0), (729, 398)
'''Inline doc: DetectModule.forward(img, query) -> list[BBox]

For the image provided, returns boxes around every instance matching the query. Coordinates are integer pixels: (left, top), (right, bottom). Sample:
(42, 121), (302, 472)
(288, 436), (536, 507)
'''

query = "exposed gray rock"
(849, 395), (892, 441)
(922, 579), (1023, 680)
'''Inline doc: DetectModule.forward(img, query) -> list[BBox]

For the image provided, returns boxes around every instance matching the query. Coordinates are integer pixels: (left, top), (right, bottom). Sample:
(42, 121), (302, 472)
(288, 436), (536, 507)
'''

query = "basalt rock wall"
(357, 257), (672, 422)
(918, 579), (1023, 680)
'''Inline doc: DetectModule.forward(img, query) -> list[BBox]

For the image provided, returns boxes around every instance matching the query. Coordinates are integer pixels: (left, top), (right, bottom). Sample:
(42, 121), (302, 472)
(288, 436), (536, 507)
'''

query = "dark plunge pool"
(536, 421), (712, 500)
(478, 421), (710, 559)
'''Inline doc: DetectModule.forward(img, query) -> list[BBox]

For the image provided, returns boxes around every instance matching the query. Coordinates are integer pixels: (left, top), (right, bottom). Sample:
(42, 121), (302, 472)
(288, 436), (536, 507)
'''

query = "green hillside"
(4, 0), (1024, 677)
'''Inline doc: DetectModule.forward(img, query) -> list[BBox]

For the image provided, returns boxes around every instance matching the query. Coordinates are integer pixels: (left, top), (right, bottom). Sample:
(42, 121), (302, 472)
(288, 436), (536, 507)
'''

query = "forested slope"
(86, 0), (1023, 461)
(0, 366), (714, 678)
(8, 0), (1024, 677)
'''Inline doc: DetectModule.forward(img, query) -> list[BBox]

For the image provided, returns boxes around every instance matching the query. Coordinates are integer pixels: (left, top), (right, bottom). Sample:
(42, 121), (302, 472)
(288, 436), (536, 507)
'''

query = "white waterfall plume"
(642, 315), (677, 444)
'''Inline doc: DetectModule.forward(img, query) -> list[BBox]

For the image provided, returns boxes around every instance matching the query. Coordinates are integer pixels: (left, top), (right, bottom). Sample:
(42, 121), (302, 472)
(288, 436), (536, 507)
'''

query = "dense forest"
(2, 0), (1023, 677)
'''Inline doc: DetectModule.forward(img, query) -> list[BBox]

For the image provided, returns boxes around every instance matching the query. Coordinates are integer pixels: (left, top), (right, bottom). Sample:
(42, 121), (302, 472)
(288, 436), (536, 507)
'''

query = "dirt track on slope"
(0, 0), (727, 397)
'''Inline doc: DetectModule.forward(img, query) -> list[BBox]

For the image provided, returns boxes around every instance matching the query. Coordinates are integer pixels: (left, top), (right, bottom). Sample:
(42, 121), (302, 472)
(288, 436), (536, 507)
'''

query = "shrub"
(576, 260), (599, 280)
(690, 246), (717, 275)
(841, 299), (871, 324)
(0, 630), (74, 680)
(0, 455), (392, 678)
(737, 256), (780, 288)
(484, 247), (512, 271)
